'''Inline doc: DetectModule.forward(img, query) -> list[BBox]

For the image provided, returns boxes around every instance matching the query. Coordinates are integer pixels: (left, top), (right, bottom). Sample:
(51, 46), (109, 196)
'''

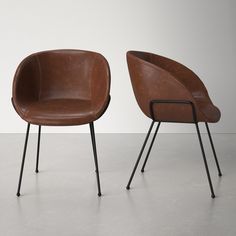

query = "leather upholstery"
(127, 51), (220, 123)
(12, 50), (110, 126)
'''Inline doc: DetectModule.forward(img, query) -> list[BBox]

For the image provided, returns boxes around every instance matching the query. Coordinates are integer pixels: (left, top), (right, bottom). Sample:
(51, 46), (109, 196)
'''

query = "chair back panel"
(37, 50), (98, 100)
(127, 51), (194, 121)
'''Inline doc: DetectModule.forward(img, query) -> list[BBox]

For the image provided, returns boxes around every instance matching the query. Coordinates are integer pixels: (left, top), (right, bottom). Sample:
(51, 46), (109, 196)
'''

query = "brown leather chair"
(12, 49), (110, 197)
(126, 50), (222, 198)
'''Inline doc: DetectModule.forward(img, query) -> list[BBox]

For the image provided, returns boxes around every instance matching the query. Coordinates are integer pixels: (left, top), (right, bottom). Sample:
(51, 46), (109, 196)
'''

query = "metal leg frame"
(17, 122), (103, 197)
(195, 123), (215, 198)
(126, 121), (155, 190)
(141, 122), (161, 172)
(16, 123), (30, 197)
(35, 125), (41, 173)
(126, 100), (221, 198)
(205, 122), (222, 176)
(89, 122), (102, 196)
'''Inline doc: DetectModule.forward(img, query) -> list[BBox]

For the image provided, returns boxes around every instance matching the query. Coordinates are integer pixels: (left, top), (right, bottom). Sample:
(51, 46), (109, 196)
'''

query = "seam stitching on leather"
(36, 55), (42, 101)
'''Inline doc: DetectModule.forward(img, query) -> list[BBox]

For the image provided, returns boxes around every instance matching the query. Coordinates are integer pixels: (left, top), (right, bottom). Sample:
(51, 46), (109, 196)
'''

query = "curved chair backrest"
(126, 51), (222, 198)
(12, 49), (110, 116)
(126, 51), (210, 122)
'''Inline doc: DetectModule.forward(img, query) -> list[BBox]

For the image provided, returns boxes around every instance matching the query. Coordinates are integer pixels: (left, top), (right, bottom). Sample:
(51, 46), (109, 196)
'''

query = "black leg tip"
(219, 173), (222, 177)
(211, 194), (215, 199)
(16, 193), (20, 197)
(141, 169), (144, 173)
(35, 170), (39, 173)
(126, 186), (130, 190)
(98, 193), (102, 197)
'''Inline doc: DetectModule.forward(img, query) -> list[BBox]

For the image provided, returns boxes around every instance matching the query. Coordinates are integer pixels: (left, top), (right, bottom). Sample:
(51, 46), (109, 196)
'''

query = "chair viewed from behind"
(126, 50), (222, 198)
(12, 49), (111, 197)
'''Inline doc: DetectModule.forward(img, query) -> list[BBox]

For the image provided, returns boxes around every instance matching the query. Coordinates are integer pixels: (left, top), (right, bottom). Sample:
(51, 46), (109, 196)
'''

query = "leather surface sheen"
(12, 49), (110, 126)
(127, 51), (220, 123)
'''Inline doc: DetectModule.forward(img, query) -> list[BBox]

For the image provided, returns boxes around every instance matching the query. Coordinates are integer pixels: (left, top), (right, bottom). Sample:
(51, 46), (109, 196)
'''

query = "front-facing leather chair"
(12, 49), (110, 197)
(126, 50), (222, 198)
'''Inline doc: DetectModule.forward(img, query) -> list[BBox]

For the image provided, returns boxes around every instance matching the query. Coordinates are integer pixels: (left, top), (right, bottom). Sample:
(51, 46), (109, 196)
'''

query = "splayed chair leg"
(35, 125), (41, 173)
(16, 123), (30, 197)
(205, 123), (222, 177)
(141, 122), (161, 172)
(89, 122), (102, 197)
(126, 121), (155, 190)
(195, 123), (215, 198)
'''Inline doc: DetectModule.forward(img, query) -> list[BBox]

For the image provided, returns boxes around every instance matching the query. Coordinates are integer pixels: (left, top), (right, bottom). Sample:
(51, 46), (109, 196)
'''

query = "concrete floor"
(0, 132), (235, 236)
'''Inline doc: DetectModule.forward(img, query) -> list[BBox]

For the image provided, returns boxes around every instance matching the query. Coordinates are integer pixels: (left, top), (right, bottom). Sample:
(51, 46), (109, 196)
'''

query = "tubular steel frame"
(126, 100), (222, 198)
(16, 122), (102, 197)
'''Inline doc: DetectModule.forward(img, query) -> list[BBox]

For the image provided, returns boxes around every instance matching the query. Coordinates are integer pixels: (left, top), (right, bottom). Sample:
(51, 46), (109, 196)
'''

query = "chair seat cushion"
(19, 99), (99, 126)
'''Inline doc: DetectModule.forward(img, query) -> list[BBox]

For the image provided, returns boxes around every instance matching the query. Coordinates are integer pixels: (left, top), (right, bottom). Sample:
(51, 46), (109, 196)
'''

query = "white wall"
(0, 0), (235, 133)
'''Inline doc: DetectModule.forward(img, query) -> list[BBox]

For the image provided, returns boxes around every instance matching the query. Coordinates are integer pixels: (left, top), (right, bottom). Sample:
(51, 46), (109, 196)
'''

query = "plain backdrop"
(0, 0), (235, 133)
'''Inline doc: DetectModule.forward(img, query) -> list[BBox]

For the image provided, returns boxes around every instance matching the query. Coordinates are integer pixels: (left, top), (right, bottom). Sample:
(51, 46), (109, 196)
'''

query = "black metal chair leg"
(35, 125), (41, 173)
(195, 123), (215, 198)
(141, 122), (161, 172)
(89, 122), (102, 197)
(205, 123), (222, 177)
(17, 123), (30, 197)
(126, 121), (155, 190)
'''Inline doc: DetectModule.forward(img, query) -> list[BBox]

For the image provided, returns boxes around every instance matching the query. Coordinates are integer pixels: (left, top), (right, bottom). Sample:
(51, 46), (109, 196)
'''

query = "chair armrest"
(91, 54), (111, 118)
(12, 54), (40, 117)
(150, 99), (197, 123)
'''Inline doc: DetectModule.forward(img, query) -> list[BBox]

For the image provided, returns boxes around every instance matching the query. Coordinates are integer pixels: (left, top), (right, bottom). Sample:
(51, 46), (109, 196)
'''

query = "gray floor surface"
(0, 132), (235, 236)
